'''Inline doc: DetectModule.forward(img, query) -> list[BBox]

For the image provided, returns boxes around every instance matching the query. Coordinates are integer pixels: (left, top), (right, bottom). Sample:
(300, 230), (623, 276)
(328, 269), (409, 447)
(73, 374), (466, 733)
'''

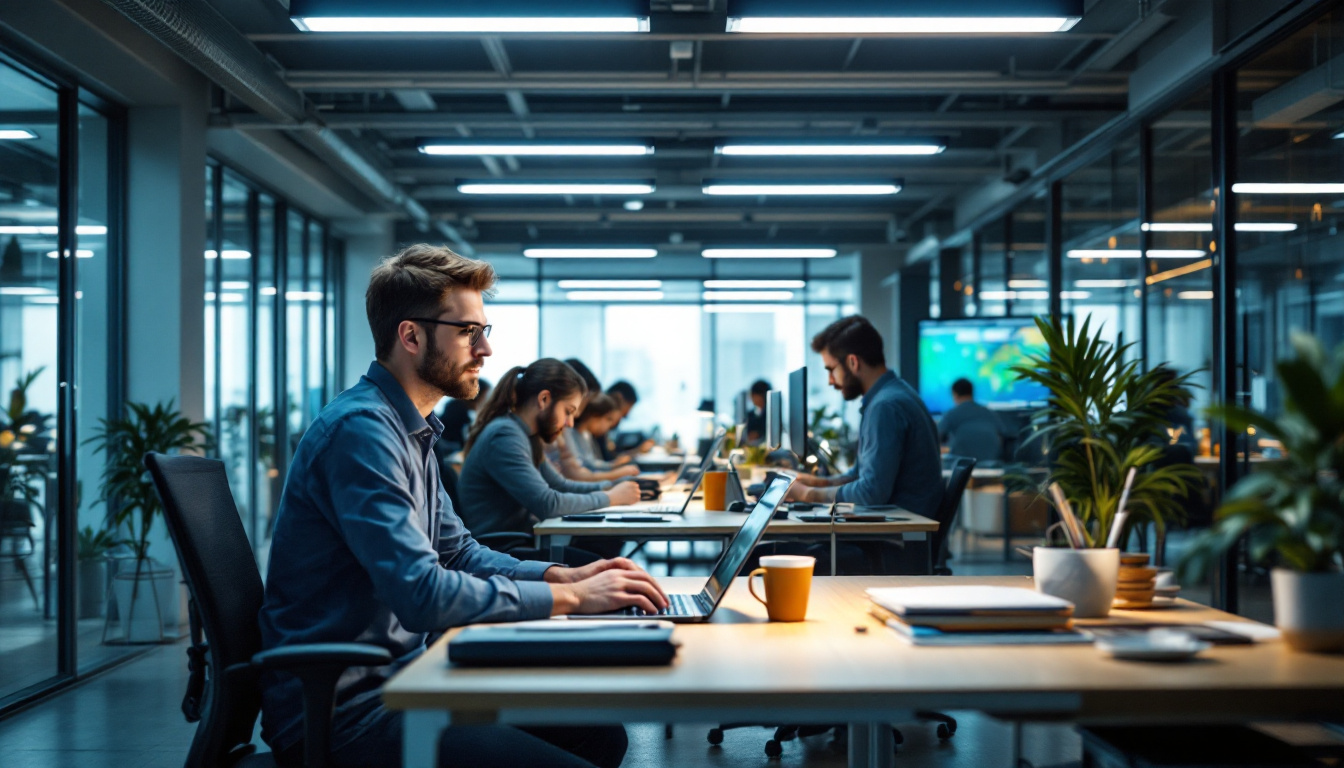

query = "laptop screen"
(675, 432), (726, 514)
(701, 475), (793, 605)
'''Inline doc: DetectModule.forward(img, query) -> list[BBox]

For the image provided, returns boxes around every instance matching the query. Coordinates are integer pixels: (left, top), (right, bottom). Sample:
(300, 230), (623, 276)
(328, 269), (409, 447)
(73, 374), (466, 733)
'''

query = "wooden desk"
(384, 576), (1344, 768)
(533, 494), (939, 575)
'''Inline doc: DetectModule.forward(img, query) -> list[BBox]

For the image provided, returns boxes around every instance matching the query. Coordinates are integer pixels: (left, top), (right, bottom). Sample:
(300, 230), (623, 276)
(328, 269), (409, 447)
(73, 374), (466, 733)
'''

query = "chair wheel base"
(937, 723), (953, 740)
(707, 728), (724, 745)
(765, 740), (783, 759)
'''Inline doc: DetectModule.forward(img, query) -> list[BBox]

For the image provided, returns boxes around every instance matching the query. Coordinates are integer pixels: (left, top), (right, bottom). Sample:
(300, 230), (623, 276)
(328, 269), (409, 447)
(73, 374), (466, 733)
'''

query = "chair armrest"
(247, 643), (392, 768)
(475, 532), (535, 551)
(251, 643), (392, 671)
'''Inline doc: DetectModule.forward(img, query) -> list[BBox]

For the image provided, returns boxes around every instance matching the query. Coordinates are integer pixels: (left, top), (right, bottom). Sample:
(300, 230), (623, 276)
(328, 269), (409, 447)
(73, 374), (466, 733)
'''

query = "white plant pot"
(1271, 569), (1344, 653)
(1032, 547), (1119, 619)
(110, 561), (175, 643)
(77, 559), (106, 619)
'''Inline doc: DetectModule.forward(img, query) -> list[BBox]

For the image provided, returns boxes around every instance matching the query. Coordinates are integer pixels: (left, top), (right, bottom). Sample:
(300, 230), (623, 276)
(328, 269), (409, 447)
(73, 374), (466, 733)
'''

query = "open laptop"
(580, 473), (795, 623)
(600, 432), (727, 515)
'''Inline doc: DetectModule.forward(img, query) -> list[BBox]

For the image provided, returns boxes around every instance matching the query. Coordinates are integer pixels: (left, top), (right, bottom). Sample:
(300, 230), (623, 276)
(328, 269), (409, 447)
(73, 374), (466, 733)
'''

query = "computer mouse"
(789, 502), (817, 511)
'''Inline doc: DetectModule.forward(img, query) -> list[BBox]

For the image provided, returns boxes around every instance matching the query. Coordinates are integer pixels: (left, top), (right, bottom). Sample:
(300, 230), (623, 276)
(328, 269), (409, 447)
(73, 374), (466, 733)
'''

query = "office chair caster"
(707, 728), (724, 745)
(764, 739), (783, 759)
(936, 720), (958, 740)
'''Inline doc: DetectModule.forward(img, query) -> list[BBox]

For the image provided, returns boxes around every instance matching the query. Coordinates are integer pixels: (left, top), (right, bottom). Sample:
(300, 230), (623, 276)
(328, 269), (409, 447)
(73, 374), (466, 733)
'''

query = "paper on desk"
(1204, 620), (1282, 642)
(867, 585), (1074, 615)
(513, 619), (674, 631)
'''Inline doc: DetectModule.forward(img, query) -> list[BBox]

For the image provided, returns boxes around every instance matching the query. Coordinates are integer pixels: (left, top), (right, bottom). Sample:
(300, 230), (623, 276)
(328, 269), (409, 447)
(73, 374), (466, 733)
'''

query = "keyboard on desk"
(619, 593), (702, 617)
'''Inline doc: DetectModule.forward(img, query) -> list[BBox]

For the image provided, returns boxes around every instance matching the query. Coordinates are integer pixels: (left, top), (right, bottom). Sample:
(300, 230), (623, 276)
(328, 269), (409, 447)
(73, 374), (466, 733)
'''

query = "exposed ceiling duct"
(100, 0), (440, 237)
(1252, 51), (1344, 127)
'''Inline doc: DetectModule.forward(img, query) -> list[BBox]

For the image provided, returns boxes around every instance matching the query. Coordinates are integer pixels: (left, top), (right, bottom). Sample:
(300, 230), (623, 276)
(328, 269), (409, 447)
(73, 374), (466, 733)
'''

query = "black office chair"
(145, 452), (391, 768)
(708, 457), (977, 758)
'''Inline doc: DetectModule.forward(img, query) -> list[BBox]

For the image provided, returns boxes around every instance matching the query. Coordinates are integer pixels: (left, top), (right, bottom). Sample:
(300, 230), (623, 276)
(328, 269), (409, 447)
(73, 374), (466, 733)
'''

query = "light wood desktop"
(532, 491), (939, 575)
(383, 575), (1344, 768)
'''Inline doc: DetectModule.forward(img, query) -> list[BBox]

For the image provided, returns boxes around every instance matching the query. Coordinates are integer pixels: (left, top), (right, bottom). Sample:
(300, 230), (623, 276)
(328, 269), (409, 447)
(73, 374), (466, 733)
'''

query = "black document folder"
(447, 620), (678, 667)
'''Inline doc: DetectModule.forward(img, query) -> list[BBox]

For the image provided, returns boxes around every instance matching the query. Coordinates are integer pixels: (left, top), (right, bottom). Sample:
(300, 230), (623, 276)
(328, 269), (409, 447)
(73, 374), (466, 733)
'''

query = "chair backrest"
(932, 455), (977, 574)
(144, 452), (265, 768)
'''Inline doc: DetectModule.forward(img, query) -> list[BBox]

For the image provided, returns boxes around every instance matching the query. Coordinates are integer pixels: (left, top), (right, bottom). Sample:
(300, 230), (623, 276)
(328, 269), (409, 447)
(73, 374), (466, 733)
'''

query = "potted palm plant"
(1179, 333), (1344, 652)
(77, 523), (118, 619)
(87, 400), (211, 643)
(1012, 316), (1204, 616)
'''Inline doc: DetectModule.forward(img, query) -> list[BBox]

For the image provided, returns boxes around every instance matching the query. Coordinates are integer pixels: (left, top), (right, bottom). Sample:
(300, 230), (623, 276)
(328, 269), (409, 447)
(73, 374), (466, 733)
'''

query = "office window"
(1148, 91), (1215, 422)
(1061, 135), (1144, 357)
(976, 216), (1010, 317)
(1008, 196), (1050, 319)
(217, 173), (252, 540)
(0, 58), (126, 706)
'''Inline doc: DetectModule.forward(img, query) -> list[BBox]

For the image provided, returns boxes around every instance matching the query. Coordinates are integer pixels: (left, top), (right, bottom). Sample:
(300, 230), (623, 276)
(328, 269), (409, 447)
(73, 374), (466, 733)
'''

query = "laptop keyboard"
(620, 593), (699, 617)
(641, 504), (682, 513)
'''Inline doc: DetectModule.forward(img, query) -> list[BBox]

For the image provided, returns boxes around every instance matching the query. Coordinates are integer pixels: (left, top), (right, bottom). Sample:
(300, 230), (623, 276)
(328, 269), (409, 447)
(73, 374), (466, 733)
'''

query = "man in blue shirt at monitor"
(938, 378), (1008, 464)
(786, 315), (943, 523)
(258, 244), (666, 768)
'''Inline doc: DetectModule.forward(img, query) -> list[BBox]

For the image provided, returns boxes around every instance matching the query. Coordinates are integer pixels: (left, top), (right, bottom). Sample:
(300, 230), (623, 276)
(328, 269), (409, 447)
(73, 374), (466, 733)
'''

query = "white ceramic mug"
(1032, 547), (1119, 618)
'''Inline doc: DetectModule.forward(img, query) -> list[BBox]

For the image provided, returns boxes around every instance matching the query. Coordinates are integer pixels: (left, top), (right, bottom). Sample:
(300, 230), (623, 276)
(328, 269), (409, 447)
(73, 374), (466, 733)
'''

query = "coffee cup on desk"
(702, 470), (729, 510)
(748, 555), (815, 622)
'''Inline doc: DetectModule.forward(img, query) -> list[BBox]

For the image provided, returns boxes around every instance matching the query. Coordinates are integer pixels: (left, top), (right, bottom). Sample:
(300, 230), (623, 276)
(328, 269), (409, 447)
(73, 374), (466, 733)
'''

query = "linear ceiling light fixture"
(716, 143), (944, 156)
(1143, 222), (1300, 233)
(0, 225), (108, 235)
(290, 0), (649, 32)
(703, 182), (900, 195)
(459, 182), (655, 195)
(703, 280), (807, 289)
(725, 0), (1082, 34)
(702, 248), (837, 259)
(524, 248), (658, 259)
(556, 280), (663, 289)
(422, 143), (653, 156)
(1073, 279), (1134, 288)
(1232, 183), (1344, 194)
(1007, 279), (1047, 288)
(566, 291), (665, 301)
(0, 129), (37, 140)
(1066, 249), (1206, 259)
(703, 290), (796, 301)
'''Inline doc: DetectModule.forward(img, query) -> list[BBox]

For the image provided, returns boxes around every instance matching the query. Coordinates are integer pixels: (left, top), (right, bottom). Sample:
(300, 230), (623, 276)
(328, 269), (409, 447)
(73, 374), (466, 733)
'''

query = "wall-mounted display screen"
(918, 319), (1048, 414)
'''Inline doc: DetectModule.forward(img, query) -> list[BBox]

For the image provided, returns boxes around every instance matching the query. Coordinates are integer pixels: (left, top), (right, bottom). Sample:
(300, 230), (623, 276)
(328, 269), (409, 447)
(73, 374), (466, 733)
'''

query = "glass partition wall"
(203, 163), (342, 567)
(0, 56), (125, 708)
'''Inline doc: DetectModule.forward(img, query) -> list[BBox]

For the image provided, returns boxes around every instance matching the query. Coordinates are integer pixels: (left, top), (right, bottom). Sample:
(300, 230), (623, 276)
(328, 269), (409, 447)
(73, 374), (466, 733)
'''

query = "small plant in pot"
(87, 400), (211, 643)
(1011, 316), (1204, 617)
(1179, 333), (1344, 652)
(76, 524), (118, 620)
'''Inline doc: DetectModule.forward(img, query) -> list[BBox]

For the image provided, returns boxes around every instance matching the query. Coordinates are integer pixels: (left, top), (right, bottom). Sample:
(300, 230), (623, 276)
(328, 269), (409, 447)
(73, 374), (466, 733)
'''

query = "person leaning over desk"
(786, 315), (944, 523)
(457, 358), (643, 556)
(544, 358), (639, 484)
(256, 244), (666, 768)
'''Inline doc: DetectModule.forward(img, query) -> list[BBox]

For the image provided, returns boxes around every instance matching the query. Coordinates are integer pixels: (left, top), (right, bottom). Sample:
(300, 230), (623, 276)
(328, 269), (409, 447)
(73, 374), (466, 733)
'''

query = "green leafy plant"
(77, 525), (120, 562)
(809, 405), (857, 467)
(85, 400), (213, 563)
(1011, 315), (1204, 547)
(1180, 333), (1344, 577)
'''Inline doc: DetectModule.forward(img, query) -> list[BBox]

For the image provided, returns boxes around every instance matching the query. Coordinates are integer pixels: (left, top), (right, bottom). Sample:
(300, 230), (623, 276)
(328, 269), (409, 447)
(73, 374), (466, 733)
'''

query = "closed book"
(879, 617), (1093, 646)
(869, 604), (1072, 632)
(866, 586), (1074, 617)
(448, 620), (678, 667)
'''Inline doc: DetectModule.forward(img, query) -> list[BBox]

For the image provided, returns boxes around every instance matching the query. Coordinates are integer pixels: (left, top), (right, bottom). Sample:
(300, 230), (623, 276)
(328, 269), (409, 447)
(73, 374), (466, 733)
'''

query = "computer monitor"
(917, 318), (1049, 414)
(733, 390), (749, 425)
(788, 366), (807, 458)
(765, 390), (782, 450)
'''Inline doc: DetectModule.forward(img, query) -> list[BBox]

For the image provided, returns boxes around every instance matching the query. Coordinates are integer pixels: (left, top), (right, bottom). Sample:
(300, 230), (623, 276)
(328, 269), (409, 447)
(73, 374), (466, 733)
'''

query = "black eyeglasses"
(409, 318), (492, 347)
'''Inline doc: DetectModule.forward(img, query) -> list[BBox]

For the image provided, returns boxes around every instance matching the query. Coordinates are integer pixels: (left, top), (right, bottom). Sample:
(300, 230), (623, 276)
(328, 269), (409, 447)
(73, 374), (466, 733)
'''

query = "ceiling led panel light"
(422, 144), (652, 156)
(524, 248), (657, 259)
(291, 0), (649, 33)
(703, 182), (900, 196)
(459, 182), (654, 195)
(0, 129), (37, 140)
(702, 248), (836, 259)
(726, 0), (1082, 34)
(717, 143), (944, 156)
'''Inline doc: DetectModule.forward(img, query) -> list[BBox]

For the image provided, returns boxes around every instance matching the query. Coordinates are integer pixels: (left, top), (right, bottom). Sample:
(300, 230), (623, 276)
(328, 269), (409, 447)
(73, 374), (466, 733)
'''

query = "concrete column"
(125, 98), (208, 419)
(855, 249), (901, 370)
(339, 226), (394, 389)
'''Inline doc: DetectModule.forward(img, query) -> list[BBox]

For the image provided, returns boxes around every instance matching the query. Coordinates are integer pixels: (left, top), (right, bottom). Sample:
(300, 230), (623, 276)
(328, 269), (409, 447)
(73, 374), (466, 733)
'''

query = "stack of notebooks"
(866, 586), (1092, 646)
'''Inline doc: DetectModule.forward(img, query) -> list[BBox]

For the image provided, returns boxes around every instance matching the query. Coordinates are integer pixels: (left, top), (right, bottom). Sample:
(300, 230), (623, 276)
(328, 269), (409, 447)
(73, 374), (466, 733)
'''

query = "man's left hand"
(544, 557), (658, 590)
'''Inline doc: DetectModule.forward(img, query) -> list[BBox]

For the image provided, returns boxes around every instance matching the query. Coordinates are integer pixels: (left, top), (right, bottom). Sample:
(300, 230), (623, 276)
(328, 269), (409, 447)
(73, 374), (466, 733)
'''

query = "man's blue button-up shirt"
(258, 362), (556, 752)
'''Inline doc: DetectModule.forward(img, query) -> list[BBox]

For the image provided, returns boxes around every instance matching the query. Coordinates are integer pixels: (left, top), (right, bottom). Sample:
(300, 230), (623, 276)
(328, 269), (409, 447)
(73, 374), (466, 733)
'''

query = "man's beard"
(536, 402), (566, 443)
(837, 366), (863, 401)
(418, 331), (477, 400)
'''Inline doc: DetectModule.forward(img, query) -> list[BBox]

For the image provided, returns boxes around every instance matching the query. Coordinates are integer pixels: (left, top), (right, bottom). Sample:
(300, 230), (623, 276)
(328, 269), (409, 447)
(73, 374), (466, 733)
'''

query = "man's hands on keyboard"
(547, 557), (669, 616)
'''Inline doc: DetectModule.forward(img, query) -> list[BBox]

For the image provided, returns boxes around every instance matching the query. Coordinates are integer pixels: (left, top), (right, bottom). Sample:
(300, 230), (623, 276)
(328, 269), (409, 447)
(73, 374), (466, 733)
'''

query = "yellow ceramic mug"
(748, 555), (816, 622)
(701, 470), (728, 511)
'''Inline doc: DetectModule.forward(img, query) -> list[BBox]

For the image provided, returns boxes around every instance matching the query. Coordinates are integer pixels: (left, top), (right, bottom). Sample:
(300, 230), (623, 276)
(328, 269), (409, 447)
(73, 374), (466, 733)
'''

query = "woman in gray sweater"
(458, 358), (641, 539)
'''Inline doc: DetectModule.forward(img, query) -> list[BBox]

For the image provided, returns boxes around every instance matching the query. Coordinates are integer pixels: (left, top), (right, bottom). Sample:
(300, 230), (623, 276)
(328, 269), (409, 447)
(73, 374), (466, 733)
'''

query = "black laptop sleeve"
(447, 623), (679, 667)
